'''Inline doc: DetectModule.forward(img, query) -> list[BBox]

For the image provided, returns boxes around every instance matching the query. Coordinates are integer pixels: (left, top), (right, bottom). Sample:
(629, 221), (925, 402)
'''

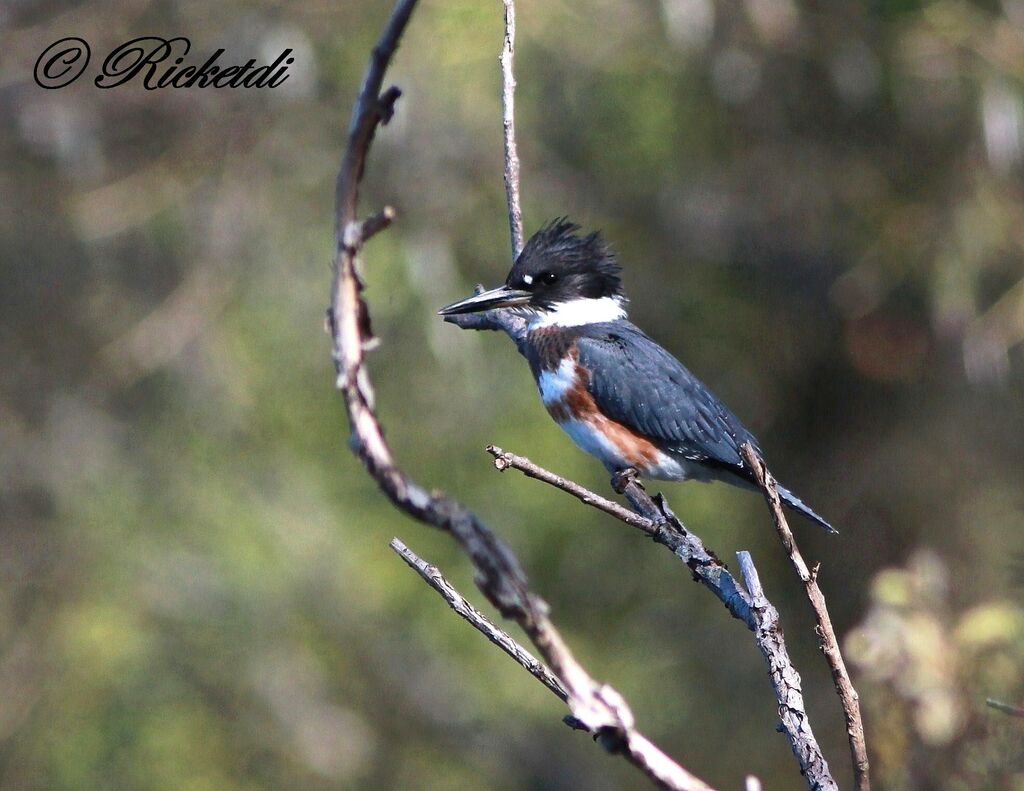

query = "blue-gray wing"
(575, 322), (761, 471)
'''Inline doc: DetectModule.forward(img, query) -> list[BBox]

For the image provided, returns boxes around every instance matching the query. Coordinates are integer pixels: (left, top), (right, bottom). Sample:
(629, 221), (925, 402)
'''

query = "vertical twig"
(500, 0), (525, 259)
(740, 444), (870, 791)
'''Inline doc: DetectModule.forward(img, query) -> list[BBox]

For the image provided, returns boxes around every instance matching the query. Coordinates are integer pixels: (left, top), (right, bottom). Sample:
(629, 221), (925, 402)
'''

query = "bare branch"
(486, 446), (838, 790)
(393, 535), (740, 791)
(359, 205), (397, 243)
(332, 5), (412, 251)
(740, 443), (870, 791)
(736, 552), (833, 788)
(390, 537), (567, 702)
(500, 0), (525, 259)
(329, 4), (715, 789)
(391, 540), (712, 786)
(986, 698), (1024, 717)
(489, 445), (652, 530)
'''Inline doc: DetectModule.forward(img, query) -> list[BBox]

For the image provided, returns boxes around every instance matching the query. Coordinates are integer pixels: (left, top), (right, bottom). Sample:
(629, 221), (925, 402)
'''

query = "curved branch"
(328, 3), (714, 789)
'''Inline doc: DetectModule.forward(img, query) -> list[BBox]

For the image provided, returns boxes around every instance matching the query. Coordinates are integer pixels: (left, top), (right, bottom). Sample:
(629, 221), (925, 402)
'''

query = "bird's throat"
(528, 297), (627, 329)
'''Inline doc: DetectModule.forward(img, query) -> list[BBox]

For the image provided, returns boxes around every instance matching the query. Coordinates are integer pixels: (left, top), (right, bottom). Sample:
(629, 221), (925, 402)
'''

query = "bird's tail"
(775, 484), (838, 534)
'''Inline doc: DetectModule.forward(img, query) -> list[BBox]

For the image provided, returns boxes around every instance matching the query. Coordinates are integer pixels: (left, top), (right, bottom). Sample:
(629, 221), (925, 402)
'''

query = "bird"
(438, 219), (835, 533)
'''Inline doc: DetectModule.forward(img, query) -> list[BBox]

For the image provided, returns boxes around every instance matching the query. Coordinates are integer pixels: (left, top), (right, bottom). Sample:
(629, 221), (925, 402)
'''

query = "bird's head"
(438, 219), (627, 327)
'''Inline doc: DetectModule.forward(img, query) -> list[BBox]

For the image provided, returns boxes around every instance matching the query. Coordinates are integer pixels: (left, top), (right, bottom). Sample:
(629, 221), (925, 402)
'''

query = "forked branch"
(487, 445), (837, 791)
(740, 443), (870, 791)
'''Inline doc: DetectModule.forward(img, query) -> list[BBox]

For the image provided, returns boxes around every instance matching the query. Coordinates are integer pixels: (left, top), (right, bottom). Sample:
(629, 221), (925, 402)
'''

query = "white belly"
(555, 417), (688, 480)
(537, 358), (699, 481)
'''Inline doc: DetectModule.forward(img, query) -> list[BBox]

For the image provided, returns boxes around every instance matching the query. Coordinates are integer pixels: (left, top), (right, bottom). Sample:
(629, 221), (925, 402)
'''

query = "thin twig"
(488, 446), (750, 623)
(489, 444), (652, 530)
(986, 698), (1024, 717)
(500, 0), (525, 259)
(392, 538), (619, 735)
(486, 445), (837, 791)
(740, 443), (870, 791)
(390, 537), (567, 702)
(328, 4), (714, 789)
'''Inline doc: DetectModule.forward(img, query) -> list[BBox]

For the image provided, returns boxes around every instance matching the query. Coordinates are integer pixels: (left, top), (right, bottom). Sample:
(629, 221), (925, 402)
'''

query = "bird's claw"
(611, 467), (640, 494)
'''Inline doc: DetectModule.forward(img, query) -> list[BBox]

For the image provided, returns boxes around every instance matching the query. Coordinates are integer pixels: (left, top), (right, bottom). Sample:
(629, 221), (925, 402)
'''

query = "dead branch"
(501, 0), (525, 259)
(390, 537), (567, 702)
(489, 444), (652, 529)
(487, 445), (837, 791)
(986, 698), (1024, 717)
(329, 2), (715, 788)
(740, 443), (870, 791)
(389, 539), (715, 790)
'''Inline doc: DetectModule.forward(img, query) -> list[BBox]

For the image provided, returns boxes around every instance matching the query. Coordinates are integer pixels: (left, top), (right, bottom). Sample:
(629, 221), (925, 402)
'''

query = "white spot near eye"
(523, 274), (533, 285)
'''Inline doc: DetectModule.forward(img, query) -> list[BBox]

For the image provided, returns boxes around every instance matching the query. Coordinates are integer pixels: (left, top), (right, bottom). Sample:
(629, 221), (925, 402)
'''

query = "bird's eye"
(540, 272), (558, 285)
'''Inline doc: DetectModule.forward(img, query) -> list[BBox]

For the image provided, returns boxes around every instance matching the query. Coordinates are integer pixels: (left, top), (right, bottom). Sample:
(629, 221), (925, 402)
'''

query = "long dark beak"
(437, 284), (532, 316)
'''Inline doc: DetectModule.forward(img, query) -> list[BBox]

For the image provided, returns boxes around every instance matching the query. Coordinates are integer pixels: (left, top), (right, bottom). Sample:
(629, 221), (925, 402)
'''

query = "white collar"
(528, 296), (627, 329)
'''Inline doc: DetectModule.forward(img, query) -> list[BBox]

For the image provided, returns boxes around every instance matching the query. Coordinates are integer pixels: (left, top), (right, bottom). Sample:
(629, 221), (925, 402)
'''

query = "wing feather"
(575, 323), (761, 470)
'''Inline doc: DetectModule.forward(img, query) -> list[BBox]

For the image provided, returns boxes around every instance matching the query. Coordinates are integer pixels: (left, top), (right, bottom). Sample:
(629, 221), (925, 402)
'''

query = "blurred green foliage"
(1, 0), (1023, 789)
(849, 552), (1024, 788)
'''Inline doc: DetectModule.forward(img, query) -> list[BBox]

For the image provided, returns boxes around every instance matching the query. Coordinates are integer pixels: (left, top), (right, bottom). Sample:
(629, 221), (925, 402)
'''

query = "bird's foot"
(611, 467), (641, 494)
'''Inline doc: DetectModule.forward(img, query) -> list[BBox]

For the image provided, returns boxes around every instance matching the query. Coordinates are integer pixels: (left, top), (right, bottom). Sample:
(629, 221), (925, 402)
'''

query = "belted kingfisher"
(439, 219), (835, 533)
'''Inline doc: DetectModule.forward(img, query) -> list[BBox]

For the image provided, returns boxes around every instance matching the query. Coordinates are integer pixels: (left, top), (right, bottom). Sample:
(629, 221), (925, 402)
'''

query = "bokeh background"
(2, 0), (1024, 788)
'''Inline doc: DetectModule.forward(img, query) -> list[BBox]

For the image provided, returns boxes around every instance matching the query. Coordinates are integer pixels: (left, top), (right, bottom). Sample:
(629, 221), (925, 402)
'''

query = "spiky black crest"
(506, 218), (623, 306)
(518, 218), (620, 281)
